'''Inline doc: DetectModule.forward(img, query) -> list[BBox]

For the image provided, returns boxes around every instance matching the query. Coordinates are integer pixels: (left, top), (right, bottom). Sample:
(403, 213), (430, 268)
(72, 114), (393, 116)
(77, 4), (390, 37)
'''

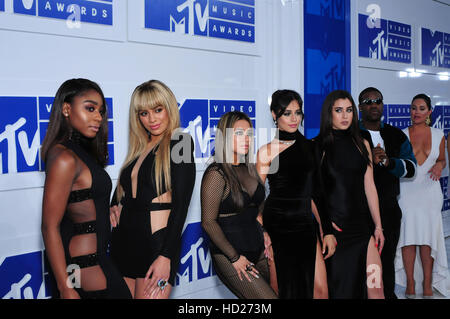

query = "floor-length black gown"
(263, 130), (332, 299)
(319, 129), (373, 299)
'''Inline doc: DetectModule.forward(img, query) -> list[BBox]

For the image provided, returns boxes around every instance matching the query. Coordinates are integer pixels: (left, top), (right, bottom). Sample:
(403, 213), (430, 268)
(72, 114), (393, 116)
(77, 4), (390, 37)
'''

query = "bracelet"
(230, 255), (240, 263)
(375, 227), (383, 231)
(260, 224), (267, 232)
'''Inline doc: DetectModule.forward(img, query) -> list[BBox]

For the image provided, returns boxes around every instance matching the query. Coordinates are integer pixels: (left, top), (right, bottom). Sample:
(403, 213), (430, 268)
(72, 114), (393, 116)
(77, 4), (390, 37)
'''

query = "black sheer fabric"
(319, 129), (373, 299)
(262, 130), (331, 299)
(110, 134), (195, 285)
(201, 163), (277, 299)
(57, 136), (131, 299)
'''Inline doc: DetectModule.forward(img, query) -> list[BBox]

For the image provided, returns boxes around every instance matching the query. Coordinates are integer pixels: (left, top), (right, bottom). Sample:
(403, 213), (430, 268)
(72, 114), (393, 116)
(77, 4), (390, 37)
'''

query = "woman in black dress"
(109, 80), (195, 299)
(316, 90), (385, 299)
(256, 90), (336, 299)
(41, 78), (131, 299)
(201, 111), (277, 299)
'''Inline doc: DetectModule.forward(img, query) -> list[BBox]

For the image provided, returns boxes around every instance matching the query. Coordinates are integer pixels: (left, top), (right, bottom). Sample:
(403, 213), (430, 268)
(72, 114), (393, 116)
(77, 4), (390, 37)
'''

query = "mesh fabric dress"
(201, 163), (277, 299)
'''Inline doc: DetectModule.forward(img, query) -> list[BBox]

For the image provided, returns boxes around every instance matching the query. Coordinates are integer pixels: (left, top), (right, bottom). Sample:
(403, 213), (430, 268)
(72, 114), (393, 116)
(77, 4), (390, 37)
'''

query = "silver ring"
(246, 263), (254, 272)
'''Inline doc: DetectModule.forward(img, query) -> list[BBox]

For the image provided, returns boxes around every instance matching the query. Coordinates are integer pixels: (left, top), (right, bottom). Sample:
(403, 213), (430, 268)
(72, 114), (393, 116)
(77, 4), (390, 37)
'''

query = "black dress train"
(319, 129), (374, 299)
(58, 136), (132, 299)
(262, 130), (332, 299)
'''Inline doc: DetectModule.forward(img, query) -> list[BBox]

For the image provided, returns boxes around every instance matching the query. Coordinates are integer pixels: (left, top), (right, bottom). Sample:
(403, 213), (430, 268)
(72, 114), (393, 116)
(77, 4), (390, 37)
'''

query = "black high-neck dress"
(262, 130), (332, 299)
(319, 129), (373, 299)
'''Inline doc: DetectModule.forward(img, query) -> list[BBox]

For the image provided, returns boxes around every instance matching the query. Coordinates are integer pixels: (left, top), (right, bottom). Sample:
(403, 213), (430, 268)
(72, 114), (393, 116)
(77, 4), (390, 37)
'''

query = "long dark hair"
(317, 90), (370, 165)
(270, 89), (304, 125)
(41, 78), (109, 167)
(213, 111), (262, 209)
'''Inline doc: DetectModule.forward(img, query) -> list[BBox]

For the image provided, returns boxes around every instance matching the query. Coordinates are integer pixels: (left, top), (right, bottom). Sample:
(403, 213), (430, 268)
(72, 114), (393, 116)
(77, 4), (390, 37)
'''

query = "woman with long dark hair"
(201, 111), (277, 299)
(256, 89), (336, 299)
(396, 94), (450, 298)
(316, 90), (385, 299)
(41, 78), (131, 299)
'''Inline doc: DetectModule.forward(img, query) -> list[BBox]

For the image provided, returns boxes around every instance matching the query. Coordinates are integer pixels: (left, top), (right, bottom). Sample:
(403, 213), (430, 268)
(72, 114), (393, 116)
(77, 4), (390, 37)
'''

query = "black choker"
(277, 129), (299, 141)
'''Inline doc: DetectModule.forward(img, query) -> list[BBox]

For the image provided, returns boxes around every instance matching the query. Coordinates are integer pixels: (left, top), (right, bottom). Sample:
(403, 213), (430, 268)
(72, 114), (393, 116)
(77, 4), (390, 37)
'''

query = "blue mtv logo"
(0, 251), (52, 299)
(175, 222), (215, 285)
(305, 0), (345, 20)
(359, 14), (411, 63)
(0, 97), (40, 174)
(13, 0), (113, 25)
(0, 96), (115, 175)
(421, 28), (448, 68)
(179, 99), (256, 160)
(145, 0), (208, 36)
(179, 99), (210, 159)
(306, 50), (345, 96)
(1, 0), (5, 11)
(145, 0), (255, 43)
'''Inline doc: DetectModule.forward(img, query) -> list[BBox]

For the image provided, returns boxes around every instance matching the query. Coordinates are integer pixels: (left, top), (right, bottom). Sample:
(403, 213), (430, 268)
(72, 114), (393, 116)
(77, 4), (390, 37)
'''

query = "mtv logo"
(421, 28), (445, 67)
(306, 49), (345, 95)
(306, 0), (345, 20)
(0, 251), (52, 299)
(0, 97), (40, 174)
(359, 14), (389, 61)
(14, 0), (36, 15)
(145, 0), (208, 37)
(1, 0), (5, 11)
(179, 99), (211, 159)
(176, 222), (215, 286)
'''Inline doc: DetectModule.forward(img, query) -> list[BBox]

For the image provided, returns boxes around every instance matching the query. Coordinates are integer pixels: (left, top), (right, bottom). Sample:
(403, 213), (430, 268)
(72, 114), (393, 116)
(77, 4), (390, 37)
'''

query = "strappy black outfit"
(110, 134), (195, 285)
(201, 163), (277, 299)
(262, 130), (332, 299)
(58, 136), (132, 299)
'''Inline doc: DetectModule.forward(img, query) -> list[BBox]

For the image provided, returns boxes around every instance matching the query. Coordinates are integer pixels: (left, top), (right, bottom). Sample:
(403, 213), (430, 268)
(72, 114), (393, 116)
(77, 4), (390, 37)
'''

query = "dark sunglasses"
(361, 98), (383, 106)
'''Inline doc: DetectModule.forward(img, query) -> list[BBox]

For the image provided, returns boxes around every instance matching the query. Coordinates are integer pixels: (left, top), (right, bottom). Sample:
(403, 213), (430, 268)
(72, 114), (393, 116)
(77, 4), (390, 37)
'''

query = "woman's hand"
(322, 234), (337, 260)
(428, 162), (444, 181)
(374, 228), (385, 254)
(60, 287), (80, 299)
(110, 205), (122, 227)
(143, 255), (171, 298)
(263, 231), (273, 261)
(232, 255), (259, 282)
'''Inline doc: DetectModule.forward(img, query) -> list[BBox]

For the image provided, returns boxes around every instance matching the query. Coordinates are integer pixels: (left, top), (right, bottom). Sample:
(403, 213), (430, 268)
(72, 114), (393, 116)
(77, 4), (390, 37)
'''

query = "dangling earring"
(426, 116), (431, 126)
(273, 119), (278, 127)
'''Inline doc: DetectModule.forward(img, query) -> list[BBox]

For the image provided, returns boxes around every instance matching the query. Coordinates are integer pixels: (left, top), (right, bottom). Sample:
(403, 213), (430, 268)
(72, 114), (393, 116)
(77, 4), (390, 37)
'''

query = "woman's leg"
(401, 245), (416, 295)
(419, 245), (434, 296)
(123, 277), (135, 298)
(313, 239), (328, 299)
(366, 236), (384, 299)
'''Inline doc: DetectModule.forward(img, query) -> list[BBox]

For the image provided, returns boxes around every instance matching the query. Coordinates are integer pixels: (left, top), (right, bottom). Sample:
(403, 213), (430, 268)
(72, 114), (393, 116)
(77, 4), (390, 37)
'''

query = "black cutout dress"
(58, 137), (132, 299)
(111, 134), (195, 286)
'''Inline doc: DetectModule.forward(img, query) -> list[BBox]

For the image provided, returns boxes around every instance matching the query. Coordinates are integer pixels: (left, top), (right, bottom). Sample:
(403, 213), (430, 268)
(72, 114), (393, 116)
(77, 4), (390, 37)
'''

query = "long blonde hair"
(116, 80), (180, 201)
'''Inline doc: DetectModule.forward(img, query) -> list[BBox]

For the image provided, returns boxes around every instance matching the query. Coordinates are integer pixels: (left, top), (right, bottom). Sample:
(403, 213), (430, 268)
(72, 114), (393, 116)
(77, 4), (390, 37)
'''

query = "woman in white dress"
(395, 94), (450, 298)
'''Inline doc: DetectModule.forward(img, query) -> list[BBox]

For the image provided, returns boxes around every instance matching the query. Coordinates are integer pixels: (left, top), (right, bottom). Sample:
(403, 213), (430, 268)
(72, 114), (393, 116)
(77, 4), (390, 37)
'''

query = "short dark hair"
(412, 93), (432, 110)
(358, 87), (384, 105)
(270, 89), (303, 123)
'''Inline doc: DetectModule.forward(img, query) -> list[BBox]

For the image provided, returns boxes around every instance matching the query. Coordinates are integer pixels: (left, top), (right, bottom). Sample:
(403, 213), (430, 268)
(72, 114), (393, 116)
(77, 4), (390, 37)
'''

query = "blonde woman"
(109, 80), (195, 299)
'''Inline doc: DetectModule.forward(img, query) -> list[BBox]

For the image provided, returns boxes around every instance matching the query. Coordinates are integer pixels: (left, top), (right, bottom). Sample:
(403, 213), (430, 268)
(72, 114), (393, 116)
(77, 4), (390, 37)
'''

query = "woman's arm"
(41, 147), (80, 298)
(363, 140), (385, 253)
(429, 135), (446, 181)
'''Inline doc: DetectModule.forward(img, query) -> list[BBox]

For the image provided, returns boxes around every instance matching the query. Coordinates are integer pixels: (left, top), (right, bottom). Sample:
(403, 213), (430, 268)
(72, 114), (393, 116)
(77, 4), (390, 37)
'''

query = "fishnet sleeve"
(200, 166), (240, 262)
